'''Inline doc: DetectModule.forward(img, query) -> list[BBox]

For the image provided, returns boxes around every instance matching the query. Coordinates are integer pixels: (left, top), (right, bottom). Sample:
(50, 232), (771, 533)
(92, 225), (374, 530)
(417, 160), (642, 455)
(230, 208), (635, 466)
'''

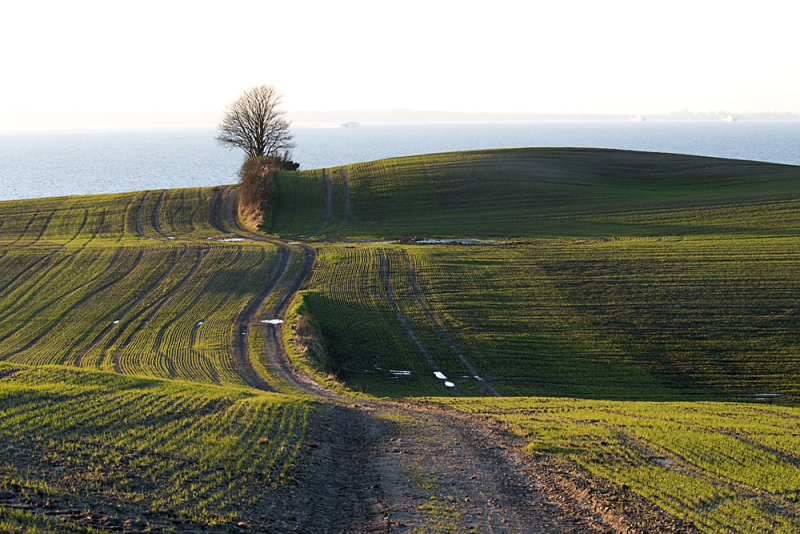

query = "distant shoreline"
(2, 110), (798, 133)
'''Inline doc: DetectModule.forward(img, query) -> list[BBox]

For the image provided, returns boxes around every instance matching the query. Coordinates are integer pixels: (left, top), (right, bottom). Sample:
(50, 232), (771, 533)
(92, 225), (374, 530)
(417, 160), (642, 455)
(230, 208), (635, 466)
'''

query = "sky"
(1, 0), (798, 129)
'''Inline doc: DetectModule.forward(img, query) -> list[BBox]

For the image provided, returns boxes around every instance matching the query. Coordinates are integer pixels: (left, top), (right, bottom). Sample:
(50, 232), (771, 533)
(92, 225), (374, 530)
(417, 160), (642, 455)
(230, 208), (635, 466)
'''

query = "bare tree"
(216, 84), (295, 158)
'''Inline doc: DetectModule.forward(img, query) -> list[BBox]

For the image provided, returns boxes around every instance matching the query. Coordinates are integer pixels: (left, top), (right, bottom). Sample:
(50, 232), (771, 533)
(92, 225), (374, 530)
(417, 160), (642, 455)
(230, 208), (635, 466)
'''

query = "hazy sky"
(1, 0), (798, 128)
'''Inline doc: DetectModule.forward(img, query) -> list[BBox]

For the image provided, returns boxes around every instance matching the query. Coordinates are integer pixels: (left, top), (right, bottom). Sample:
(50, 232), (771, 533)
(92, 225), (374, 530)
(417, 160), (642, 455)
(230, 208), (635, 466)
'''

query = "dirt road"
(220, 189), (697, 533)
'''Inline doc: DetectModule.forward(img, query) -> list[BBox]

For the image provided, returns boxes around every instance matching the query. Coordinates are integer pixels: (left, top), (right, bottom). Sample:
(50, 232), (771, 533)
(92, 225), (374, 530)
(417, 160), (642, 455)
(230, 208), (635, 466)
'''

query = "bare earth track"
(212, 188), (697, 533)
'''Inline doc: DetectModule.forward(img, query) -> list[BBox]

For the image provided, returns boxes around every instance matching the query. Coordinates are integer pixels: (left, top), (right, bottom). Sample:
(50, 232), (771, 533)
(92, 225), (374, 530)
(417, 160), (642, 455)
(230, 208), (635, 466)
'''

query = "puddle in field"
(433, 371), (447, 380)
(196, 321), (204, 326)
(112, 320), (120, 325)
(389, 370), (412, 376)
(287, 241), (301, 245)
(444, 381), (455, 388)
(260, 319), (284, 325)
(753, 393), (781, 401)
(413, 238), (504, 245)
(207, 237), (246, 242)
(653, 457), (677, 468)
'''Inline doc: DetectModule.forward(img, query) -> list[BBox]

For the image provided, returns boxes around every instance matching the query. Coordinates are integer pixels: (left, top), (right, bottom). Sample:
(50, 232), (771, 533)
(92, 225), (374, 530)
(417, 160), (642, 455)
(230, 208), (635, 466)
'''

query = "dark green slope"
(275, 149), (800, 402)
(270, 148), (800, 239)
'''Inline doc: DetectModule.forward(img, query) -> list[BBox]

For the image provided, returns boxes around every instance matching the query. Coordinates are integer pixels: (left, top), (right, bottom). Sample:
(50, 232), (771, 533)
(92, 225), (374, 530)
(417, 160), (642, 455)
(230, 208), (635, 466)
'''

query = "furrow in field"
(148, 244), (252, 384)
(0, 252), (55, 303)
(189, 319), (221, 385)
(339, 165), (352, 228)
(378, 249), (463, 396)
(111, 244), (210, 375)
(3, 212), (37, 246)
(135, 190), (150, 237)
(63, 208), (89, 245)
(319, 168), (333, 232)
(403, 251), (501, 397)
(0, 251), (82, 329)
(0, 247), (130, 362)
(151, 190), (168, 237)
(75, 244), (188, 365)
(229, 245), (288, 391)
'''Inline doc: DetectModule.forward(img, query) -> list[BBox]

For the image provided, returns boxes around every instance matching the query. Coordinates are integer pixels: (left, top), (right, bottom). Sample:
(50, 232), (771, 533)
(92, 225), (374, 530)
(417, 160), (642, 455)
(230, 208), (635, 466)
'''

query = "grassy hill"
(270, 147), (800, 238)
(271, 149), (800, 402)
(2, 147), (800, 532)
(0, 186), (316, 529)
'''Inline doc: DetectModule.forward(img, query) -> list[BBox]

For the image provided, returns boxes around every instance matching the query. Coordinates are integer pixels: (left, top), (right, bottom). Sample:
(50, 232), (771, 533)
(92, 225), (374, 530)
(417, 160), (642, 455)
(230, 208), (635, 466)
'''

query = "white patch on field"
(434, 371), (447, 380)
(389, 370), (411, 376)
(260, 319), (284, 324)
(415, 238), (503, 245)
(444, 381), (455, 388)
(196, 321), (204, 326)
(112, 320), (119, 325)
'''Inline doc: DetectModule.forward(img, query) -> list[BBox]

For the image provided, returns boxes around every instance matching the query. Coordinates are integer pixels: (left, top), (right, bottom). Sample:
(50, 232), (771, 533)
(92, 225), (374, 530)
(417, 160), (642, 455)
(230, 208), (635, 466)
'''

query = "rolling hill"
(1, 147), (799, 532)
(271, 149), (800, 402)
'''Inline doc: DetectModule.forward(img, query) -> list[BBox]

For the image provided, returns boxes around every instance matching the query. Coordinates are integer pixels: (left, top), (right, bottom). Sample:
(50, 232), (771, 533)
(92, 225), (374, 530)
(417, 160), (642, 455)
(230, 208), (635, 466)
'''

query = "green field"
(0, 186), (293, 387)
(2, 147), (800, 532)
(0, 185), (314, 530)
(436, 396), (800, 533)
(275, 149), (800, 532)
(278, 149), (800, 403)
(0, 364), (312, 531)
(271, 148), (800, 239)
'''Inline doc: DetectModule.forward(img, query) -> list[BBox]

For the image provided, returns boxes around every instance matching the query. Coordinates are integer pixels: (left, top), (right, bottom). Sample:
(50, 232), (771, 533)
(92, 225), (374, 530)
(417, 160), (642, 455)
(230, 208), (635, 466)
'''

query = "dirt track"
(219, 189), (698, 533)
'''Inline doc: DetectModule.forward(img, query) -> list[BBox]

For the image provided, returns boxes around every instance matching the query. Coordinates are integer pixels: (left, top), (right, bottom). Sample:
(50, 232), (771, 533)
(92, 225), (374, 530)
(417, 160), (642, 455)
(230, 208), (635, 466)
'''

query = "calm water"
(1, 122), (799, 201)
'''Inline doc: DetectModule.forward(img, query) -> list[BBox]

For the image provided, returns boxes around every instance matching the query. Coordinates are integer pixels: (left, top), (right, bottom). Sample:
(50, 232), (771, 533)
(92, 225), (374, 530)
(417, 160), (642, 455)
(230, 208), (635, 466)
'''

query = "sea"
(1, 121), (799, 201)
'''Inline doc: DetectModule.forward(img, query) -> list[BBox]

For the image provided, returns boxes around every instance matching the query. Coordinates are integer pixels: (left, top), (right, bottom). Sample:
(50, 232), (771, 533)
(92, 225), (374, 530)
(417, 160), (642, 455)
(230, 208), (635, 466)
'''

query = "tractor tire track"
(150, 244), (243, 366)
(320, 168), (333, 232)
(111, 244), (210, 375)
(1, 247), (128, 357)
(134, 190), (150, 237)
(205, 186), (680, 533)
(30, 211), (55, 244)
(213, 186), (324, 394)
(5, 212), (37, 247)
(151, 190), (168, 238)
(403, 251), (502, 397)
(74, 243), (189, 366)
(229, 245), (289, 391)
(378, 249), (464, 396)
(0, 253), (56, 303)
(338, 165), (353, 230)
(64, 208), (89, 245)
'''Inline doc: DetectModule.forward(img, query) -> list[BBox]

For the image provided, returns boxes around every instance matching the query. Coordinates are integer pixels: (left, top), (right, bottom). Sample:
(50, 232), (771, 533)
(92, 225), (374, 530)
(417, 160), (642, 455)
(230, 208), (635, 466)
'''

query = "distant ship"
(342, 121), (361, 128)
(721, 114), (737, 122)
(629, 115), (646, 122)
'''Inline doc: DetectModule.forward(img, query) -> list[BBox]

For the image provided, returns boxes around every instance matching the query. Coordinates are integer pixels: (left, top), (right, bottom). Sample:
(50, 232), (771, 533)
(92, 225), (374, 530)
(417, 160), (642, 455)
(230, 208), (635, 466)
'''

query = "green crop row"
(296, 245), (457, 396)
(0, 187), (288, 389)
(437, 396), (800, 533)
(0, 186), (227, 246)
(0, 363), (314, 530)
(299, 236), (800, 402)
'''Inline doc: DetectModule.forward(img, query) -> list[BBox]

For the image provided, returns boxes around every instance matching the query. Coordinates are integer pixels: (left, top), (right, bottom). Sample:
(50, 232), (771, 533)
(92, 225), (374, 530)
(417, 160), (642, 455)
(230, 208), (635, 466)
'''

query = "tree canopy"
(216, 84), (295, 159)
